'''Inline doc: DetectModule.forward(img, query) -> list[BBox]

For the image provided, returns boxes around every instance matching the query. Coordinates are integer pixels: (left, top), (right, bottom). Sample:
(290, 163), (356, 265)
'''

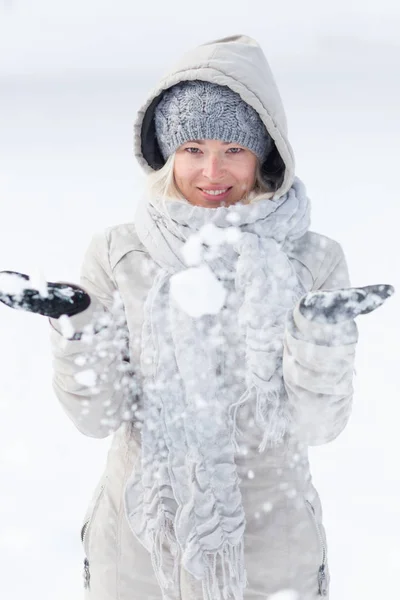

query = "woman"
(0, 34), (394, 600)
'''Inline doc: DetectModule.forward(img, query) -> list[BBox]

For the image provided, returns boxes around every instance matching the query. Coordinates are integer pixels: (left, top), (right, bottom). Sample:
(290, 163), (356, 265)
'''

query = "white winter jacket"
(49, 35), (358, 600)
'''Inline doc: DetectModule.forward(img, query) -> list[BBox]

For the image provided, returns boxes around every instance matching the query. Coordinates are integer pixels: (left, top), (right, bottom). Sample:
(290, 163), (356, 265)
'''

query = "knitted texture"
(154, 80), (273, 161)
(127, 178), (311, 600)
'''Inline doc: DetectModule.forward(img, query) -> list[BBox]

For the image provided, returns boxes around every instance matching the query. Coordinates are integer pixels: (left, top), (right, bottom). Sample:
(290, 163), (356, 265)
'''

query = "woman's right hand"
(0, 270), (91, 319)
(298, 284), (395, 325)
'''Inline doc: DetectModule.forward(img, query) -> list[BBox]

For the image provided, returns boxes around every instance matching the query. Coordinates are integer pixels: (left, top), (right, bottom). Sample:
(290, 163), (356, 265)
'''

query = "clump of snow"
(226, 211), (241, 224)
(200, 223), (229, 247)
(57, 314), (76, 338)
(28, 269), (48, 297)
(262, 501), (273, 513)
(300, 284), (395, 325)
(225, 227), (241, 244)
(170, 264), (226, 318)
(54, 285), (75, 300)
(181, 235), (203, 266)
(74, 355), (87, 366)
(74, 369), (97, 387)
(181, 222), (241, 267)
(0, 272), (28, 296)
(0, 270), (50, 298)
(174, 223), (242, 317)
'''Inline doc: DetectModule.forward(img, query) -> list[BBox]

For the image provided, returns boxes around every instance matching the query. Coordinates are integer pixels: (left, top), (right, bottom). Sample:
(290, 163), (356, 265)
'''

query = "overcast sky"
(1, 0), (400, 77)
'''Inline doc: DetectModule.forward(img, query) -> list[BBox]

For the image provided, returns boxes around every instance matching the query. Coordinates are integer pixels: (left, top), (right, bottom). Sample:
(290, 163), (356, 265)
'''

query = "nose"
(202, 154), (226, 180)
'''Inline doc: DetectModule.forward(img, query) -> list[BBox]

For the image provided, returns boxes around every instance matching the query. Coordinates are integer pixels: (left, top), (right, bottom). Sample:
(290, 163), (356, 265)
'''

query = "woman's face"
(173, 139), (258, 208)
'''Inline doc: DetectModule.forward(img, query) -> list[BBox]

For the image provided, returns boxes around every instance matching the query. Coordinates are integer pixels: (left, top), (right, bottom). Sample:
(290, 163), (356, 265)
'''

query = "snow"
(300, 285), (395, 324)
(57, 314), (76, 338)
(170, 264), (226, 317)
(0, 4), (399, 600)
(0, 272), (28, 296)
(173, 221), (242, 317)
(74, 369), (98, 387)
(226, 211), (241, 225)
(180, 234), (203, 266)
(28, 269), (49, 298)
(180, 222), (241, 267)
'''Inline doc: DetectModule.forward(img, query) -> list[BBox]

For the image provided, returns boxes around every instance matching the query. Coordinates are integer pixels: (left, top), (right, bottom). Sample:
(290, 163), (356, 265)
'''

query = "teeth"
(202, 189), (229, 195)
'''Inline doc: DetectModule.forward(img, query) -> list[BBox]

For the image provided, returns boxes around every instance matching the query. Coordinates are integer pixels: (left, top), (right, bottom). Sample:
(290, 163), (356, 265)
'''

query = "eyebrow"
(187, 140), (234, 145)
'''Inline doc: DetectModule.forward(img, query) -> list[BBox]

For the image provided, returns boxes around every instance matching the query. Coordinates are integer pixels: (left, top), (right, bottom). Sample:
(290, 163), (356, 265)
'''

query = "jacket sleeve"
(48, 230), (135, 439)
(282, 242), (358, 446)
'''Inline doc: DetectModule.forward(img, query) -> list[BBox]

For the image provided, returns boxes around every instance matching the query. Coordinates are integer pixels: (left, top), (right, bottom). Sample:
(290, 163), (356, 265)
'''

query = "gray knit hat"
(154, 80), (273, 161)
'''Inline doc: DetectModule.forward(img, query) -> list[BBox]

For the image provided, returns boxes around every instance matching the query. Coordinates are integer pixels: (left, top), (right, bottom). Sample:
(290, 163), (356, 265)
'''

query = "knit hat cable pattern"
(154, 80), (273, 161)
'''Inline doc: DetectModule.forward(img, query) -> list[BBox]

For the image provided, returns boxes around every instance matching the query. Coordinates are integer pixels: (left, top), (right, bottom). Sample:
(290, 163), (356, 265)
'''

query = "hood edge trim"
(133, 66), (295, 198)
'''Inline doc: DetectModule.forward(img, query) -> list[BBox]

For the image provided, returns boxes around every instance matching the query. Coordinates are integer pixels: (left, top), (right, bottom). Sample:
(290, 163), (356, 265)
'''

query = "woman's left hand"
(0, 270), (91, 319)
(299, 284), (395, 325)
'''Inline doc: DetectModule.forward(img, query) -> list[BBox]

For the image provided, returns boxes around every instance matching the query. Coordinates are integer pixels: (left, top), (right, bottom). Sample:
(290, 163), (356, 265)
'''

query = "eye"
(185, 147), (201, 154)
(227, 148), (243, 154)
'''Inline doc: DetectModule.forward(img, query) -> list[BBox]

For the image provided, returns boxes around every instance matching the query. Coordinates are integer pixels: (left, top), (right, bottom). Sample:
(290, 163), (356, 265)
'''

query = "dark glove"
(0, 270), (91, 319)
(299, 284), (395, 325)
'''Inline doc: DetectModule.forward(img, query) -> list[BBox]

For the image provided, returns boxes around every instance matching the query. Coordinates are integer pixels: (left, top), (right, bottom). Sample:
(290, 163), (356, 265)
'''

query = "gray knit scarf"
(125, 177), (311, 600)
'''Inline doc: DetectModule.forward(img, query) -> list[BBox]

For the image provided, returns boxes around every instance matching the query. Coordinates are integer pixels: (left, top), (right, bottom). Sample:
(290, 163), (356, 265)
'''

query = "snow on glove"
(299, 284), (395, 325)
(0, 270), (91, 319)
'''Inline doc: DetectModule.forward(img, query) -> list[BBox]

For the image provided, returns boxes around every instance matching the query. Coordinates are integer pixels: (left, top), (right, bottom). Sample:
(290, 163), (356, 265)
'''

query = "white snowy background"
(0, 1), (399, 599)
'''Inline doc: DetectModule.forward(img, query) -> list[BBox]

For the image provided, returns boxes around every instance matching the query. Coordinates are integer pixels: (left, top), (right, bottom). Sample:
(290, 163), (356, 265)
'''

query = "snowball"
(74, 369), (97, 387)
(170, 265), (226, 318)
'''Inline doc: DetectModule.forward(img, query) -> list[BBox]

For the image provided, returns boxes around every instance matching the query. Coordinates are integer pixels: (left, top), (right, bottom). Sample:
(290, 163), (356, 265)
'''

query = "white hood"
(134, 34), (295, 198)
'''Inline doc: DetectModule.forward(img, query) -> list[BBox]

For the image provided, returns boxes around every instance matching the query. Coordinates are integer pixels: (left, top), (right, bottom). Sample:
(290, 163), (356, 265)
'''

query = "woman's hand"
(299, 284), (395, 325)
(0, 270), (91, 319)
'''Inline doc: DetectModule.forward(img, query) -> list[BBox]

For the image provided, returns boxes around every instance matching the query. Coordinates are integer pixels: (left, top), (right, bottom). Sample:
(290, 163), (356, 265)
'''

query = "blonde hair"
(145, 152), (276, 207)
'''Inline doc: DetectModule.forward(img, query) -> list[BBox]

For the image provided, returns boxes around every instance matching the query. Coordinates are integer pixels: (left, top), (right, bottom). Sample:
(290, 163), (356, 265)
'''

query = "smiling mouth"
(198, 187), (233, 197)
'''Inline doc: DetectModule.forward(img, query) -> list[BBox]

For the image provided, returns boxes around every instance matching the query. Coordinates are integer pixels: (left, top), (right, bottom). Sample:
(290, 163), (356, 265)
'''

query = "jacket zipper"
(305, 499), (328, 596)
(80, 483), (106, 591)
(81, 520), (91, 589)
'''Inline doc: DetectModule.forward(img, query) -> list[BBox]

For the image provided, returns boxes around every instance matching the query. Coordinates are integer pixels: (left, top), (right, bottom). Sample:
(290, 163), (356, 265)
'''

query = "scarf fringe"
(230, 384), (290, 453)
(131, 178), (312, 600)
(256, 387), (287, 452)
(201, 541), (247, 600)
(229, 386), (255, 450)
(150, 513), (181, 594)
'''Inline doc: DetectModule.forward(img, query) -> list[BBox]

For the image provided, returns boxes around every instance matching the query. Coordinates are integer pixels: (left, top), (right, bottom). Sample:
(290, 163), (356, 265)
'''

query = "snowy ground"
(0, 3), (399, 599)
